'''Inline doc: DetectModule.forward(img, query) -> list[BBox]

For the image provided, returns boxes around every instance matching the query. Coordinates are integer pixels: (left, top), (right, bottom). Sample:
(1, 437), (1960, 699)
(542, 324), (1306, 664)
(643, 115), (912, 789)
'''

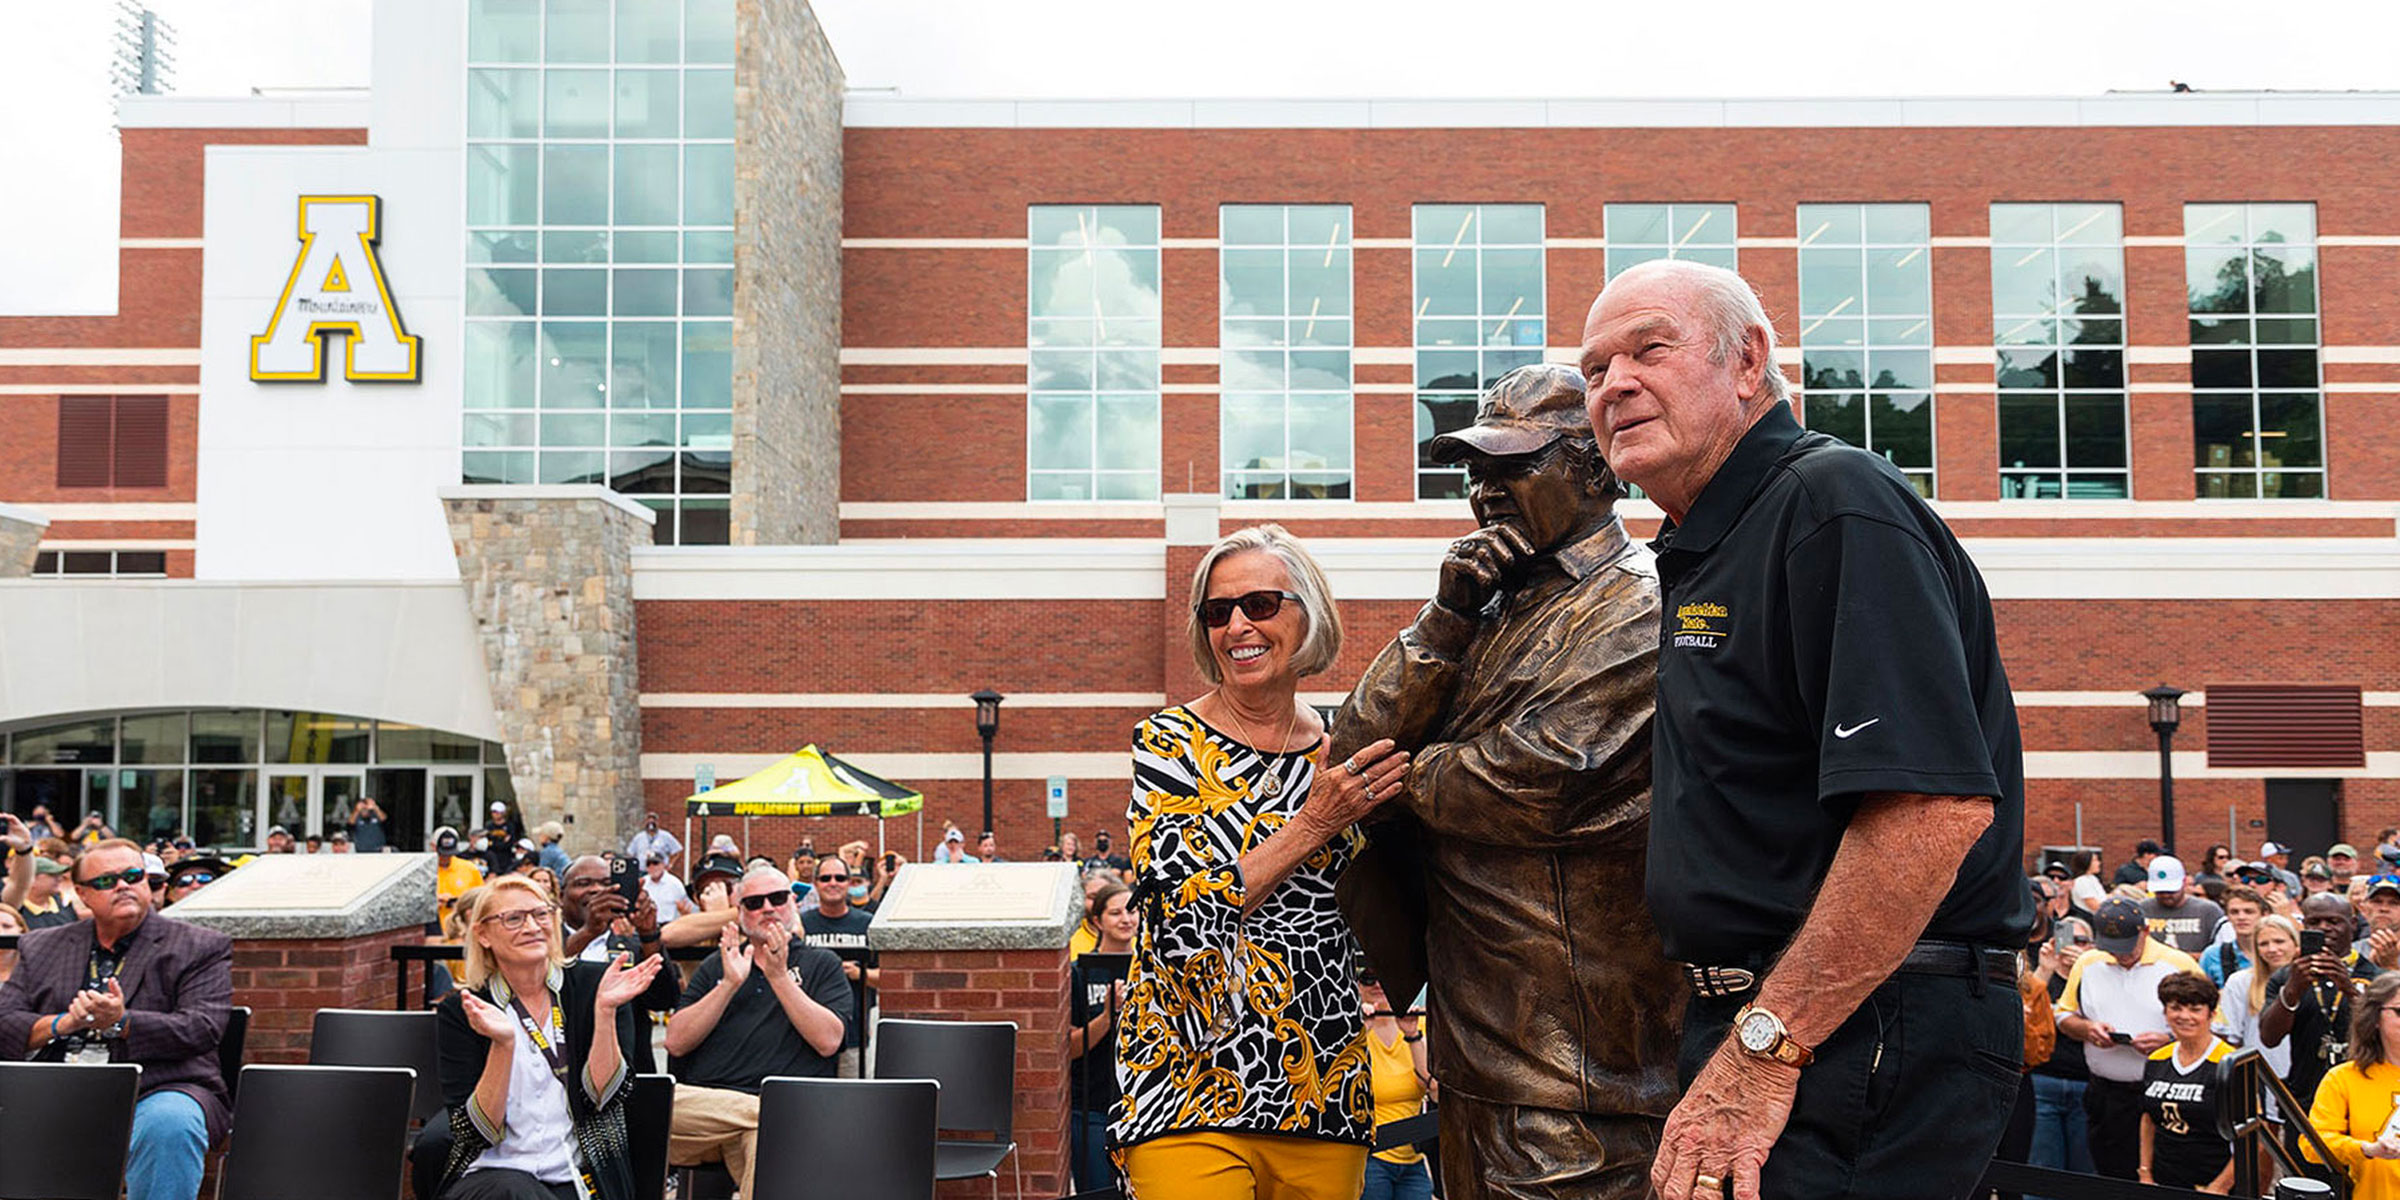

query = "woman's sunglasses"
(1197, 589), (1301, 628)
(740, 890), (795, 911)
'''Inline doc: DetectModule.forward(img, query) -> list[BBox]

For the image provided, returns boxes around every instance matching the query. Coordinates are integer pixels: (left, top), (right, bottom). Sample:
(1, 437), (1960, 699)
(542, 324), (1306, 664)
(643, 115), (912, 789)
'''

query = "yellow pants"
(1122, 1131), (1369, 1200)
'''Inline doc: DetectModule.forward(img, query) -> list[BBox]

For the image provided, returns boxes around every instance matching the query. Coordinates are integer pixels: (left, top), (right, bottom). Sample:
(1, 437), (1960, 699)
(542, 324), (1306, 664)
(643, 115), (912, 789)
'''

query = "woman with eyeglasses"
(427, 874), (663, 1200)
(2304, 970), (2400, 1196)
(2028, 914), (2099, 1180)
(1113, 524), (1411, 1199)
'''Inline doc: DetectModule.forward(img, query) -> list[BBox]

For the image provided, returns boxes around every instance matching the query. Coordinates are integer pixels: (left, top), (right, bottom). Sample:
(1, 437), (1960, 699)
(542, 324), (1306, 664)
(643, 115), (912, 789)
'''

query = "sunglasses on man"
(77, 868), (150, 891)
(1196, 589), (1302, 628)
(817, 871), (849, 882)
(740, 890), (795, 911)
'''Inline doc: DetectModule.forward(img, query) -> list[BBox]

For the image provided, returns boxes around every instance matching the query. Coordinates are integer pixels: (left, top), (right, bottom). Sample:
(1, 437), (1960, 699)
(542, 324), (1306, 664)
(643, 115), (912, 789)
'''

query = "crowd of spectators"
(2021, 830), (2400, 1197)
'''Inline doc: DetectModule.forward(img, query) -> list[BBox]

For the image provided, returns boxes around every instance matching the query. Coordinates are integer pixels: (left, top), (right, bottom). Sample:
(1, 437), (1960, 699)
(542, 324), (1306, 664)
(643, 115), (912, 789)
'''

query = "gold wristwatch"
(1734, 1004), (1815, 1067)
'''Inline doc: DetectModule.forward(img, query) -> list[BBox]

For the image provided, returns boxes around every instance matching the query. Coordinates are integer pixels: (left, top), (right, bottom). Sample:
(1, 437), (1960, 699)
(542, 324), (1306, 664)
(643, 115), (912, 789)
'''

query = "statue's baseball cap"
(2091, 897), (2147, 956)
(1428, 364), (1589, 464)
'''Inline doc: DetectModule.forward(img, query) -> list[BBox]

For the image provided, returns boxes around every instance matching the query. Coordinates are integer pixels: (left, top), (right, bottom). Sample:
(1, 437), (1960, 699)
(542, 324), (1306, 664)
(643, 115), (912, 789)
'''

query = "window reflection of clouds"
(1414, 204), (1544, 499)
(1028, 205), (1162, 501)
(1219, 205), (1352, 500)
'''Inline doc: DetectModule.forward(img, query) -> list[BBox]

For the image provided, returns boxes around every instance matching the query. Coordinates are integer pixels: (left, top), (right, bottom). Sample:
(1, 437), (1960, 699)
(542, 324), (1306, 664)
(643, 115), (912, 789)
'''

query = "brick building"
(0, 0), (2393, 874)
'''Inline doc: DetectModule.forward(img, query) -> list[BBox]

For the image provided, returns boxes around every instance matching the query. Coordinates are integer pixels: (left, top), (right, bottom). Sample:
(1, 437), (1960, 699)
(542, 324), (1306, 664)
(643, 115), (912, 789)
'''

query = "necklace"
(1215, 692), (1298, 798)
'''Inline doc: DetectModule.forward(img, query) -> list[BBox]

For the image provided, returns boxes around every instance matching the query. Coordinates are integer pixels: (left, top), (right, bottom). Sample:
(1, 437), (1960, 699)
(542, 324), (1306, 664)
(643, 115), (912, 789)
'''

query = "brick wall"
(876, 947), (1072, 1200)
(228, 925), (425, 1064)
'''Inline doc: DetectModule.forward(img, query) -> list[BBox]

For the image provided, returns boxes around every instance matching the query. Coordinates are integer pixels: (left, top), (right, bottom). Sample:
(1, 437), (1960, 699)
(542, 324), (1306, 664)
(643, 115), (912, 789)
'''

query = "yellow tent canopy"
(684, 745), (924, 819)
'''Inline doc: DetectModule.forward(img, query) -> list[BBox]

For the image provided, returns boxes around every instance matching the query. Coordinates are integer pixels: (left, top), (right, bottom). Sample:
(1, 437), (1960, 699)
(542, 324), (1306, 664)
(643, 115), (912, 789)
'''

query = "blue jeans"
(2028, 1073), (2093, 1199)
(1359, 1154), (1433, 1200)
(126, 1089), (208, 1200)
(1073, 1109), (1113, 1193)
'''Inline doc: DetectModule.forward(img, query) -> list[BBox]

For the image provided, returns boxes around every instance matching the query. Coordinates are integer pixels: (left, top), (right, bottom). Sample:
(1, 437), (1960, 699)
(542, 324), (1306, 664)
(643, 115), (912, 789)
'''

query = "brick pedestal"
(229, 924), (428, 1062)
(877, 947), (1073, 1199)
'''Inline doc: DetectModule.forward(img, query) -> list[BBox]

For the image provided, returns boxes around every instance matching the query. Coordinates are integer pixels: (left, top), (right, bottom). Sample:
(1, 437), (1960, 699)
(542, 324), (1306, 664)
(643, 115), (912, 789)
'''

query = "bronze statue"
(1329, 363), (1684, 1200)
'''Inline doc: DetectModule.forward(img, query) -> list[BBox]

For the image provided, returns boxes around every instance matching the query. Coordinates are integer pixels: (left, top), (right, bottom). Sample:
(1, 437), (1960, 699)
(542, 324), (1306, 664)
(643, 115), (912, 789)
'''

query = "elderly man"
(2055, 897), (2198, 1179)
(2328, 843), (2362, 885)
(1332, 362), (1679, 1199)
(1580, 260), (2030, 1200)
(0, 839), (233, 1200)
(662, 866), (851, 1194)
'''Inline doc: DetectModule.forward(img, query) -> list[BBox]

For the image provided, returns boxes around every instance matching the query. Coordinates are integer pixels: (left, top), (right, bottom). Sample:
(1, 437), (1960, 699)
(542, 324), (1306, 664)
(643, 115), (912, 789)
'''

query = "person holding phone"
(2261, 893), (2381, 1115)
(2055, 897), (2202, 1179)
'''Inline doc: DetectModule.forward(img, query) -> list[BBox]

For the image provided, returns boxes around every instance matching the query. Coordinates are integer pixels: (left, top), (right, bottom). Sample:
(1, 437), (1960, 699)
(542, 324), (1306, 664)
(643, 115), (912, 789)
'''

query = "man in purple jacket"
(0, 838), (233, 1200)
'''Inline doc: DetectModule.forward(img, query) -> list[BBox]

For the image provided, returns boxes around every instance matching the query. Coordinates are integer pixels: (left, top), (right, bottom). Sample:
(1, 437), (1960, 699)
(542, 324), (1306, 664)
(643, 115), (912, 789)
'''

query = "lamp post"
(2143, 685), (2187, 854)
(972, 689), (1004, 840)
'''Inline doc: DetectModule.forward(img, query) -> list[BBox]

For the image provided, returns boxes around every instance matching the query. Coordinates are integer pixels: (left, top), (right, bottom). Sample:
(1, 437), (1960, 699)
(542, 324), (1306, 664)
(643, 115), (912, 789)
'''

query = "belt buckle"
(1685, 965), (1758, 998)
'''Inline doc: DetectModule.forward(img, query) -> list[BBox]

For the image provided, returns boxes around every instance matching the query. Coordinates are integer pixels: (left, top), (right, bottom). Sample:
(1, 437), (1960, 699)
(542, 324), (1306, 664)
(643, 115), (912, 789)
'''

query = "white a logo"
(250, 195), (421, 383)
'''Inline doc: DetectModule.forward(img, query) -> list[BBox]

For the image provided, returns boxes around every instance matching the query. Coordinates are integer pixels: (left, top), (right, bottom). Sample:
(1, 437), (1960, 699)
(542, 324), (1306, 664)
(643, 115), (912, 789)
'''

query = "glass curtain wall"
(2186, 203), (2325, 498)
(1413, 204), (1545, 499)
(1991, 203), (2130, 499)
(1796, 203), (1936, 497)
(1605, 204), (1737, 278)
(1221, 205), (1354, 500)
(462, 0), (737, 544)
(1026, 205), (1163, 500)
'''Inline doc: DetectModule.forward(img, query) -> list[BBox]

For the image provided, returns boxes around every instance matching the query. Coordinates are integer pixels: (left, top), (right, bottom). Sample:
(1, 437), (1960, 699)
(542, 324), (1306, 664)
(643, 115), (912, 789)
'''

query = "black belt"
(1684, 940), (2018, 1000)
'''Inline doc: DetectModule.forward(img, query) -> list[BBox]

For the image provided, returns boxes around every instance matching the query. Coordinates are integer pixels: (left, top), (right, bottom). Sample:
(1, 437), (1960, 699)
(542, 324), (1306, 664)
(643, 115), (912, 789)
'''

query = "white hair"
(1608, 259), (1789, 405)
(1185, 523), (1343, 686)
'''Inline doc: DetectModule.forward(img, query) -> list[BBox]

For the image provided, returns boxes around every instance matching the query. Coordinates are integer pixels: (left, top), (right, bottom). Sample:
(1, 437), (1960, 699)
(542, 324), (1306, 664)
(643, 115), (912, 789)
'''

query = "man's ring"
(1693, 1176), (1722, 1195)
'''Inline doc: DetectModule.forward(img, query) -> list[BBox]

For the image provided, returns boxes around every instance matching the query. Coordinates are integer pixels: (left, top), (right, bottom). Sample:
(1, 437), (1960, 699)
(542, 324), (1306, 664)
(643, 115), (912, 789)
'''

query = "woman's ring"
(1342, 758), (1361, 776)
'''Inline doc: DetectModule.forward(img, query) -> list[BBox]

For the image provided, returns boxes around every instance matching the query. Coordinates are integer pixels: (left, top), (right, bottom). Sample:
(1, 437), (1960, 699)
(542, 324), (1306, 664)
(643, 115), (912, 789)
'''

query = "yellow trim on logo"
(248, 194), (422, 383)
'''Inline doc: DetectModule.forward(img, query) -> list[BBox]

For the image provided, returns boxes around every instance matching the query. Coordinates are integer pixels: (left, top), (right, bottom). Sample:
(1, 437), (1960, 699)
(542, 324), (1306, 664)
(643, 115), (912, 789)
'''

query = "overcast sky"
(2, 0), (2393, 314)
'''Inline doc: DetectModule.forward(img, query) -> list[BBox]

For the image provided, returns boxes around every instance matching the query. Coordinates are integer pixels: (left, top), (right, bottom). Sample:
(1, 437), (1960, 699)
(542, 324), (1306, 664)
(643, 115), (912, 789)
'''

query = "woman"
(2217, 914), (2299, 1101)
(522, 866), (560, 900)
(2029, 914), (2097, 1179)
(2137, 972), (2235, 1193)
(1115, 524), (1409, 1199)
(2195, 843), (2234, 894)
(2068, 850), (2107, 920)
(2306, 971), (2400, 1197)
(1998, 880), (2060, 1200)
(1358, 966), (1433, 1200)
(1071, 881), (1138, 1192)
(430, 875), (663, 1200)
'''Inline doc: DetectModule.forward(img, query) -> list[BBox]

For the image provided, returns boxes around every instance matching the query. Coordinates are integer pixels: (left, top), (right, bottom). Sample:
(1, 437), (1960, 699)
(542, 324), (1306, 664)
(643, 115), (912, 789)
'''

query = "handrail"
(1978, 1159), (2268, 1199)
(2219, 1045), (2350, 1200)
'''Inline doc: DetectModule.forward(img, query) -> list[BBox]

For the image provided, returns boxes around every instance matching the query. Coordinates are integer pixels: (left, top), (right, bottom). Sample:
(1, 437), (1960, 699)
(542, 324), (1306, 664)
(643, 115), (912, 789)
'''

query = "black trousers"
(1680, 969), (2021, 1200)
(438, 1167), (579, 1200)
(2082, 1078), (2145, 1180)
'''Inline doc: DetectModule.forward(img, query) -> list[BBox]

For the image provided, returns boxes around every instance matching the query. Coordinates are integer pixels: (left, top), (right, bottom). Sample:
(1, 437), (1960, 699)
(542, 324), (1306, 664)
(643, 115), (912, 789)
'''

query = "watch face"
(1739, 1011), (1778, 1052)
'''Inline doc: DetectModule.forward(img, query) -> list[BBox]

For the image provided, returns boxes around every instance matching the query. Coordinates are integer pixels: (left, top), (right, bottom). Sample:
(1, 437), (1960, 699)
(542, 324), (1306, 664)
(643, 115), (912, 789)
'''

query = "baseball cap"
(2260, 841), (2290, 857)
(490, 801), (506, 814)
(142, 853), (166, 879)
(2147, 855), (2187, 894)
(2042, 860), (2072, 880)
(1427, 363), (1589, 464)
(944, 828), (964, 843)
(267, 825), (290, 838)
(32, 857), (70, 877)
(693, 854), (744, 887)
(2367, 874), (2400, 898)
(2330, 843), (2360, 858)
(2303, 862), (2333, 880)
(2092, 897), (2147, 956)
(434, 829), (461, 853)
(645, 852), (665, 866)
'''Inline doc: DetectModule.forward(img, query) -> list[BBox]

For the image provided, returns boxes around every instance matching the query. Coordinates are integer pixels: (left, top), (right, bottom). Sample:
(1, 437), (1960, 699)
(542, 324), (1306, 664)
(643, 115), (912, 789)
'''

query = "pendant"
(1258, 770), (1282, 798)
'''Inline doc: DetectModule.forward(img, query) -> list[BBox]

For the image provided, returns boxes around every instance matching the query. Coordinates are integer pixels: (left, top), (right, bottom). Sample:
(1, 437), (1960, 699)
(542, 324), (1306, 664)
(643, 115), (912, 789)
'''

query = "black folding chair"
(218, 1004), (250, 1105)
(219, 1064), (415, 1200)
(874, 1017), (1020, 1198)
(310, 1007), (443, 1124)
(750, 1077), (939, 1200)
(0, 1061), (142, 1200)
(627, 1073), (677, 1200)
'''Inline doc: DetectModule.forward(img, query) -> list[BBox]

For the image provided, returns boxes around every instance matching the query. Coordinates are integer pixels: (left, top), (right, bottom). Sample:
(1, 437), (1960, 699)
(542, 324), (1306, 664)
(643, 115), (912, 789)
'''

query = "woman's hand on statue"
(1307, 738), (1409, 831)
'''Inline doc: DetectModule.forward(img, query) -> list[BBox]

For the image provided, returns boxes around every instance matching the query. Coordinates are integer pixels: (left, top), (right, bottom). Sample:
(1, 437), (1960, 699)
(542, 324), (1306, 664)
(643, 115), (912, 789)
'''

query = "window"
(28, 550), (168, 578)
(462, 0), (737, 543)
(56, 396), (168, 489)
(1990, 203), (2128, 499)
(1414, 204), (1545, 498)
(1027, 205), (1162, 501)
(1796, 203), (1935, 496)
(1605, 204), (1737, 277)
(2186, 203), (2323, 498)
(1221, 205), (1352, 500)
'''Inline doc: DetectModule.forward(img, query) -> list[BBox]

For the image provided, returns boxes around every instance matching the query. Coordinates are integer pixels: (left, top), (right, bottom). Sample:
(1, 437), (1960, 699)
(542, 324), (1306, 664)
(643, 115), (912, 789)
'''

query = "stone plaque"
(867, 862), (1079, 952)
(168, 852), (436, 940)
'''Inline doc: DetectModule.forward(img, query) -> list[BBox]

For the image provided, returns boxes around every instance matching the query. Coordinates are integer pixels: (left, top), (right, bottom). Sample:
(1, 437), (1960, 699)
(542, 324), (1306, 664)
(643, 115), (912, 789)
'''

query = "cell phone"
(2302, 929), (2328, 957)
(2109, 1031), (2135, 1046)
(2052, 927), (2079, 952)
(883, 853), (898, 871)
(609, 857), (643, 906)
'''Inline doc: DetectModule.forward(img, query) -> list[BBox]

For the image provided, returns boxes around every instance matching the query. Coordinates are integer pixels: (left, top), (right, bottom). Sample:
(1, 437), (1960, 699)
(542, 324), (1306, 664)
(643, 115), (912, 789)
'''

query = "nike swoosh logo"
(1833, 719), (1881, 739)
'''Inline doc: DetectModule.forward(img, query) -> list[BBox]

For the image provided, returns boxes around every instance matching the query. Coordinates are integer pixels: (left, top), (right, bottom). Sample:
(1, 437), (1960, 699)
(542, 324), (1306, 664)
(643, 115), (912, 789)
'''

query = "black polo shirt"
(670, 937), (853, 1092)
(1645, 403), (2029, 965)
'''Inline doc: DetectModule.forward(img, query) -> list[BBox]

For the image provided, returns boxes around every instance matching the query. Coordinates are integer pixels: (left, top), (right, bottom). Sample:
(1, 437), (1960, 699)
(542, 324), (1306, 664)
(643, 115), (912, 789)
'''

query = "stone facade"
(730, 0), (844, 545)
(0, 502), (49, 577)
(441, 486), (650, 855)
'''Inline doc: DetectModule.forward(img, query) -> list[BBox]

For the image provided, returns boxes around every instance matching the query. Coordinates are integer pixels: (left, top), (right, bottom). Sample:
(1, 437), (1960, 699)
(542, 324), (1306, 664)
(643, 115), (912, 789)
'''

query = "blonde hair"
(1184, 524), (1343, 686)
(2249, 914), (2302, 1016)
(460, 875), (564, 990)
